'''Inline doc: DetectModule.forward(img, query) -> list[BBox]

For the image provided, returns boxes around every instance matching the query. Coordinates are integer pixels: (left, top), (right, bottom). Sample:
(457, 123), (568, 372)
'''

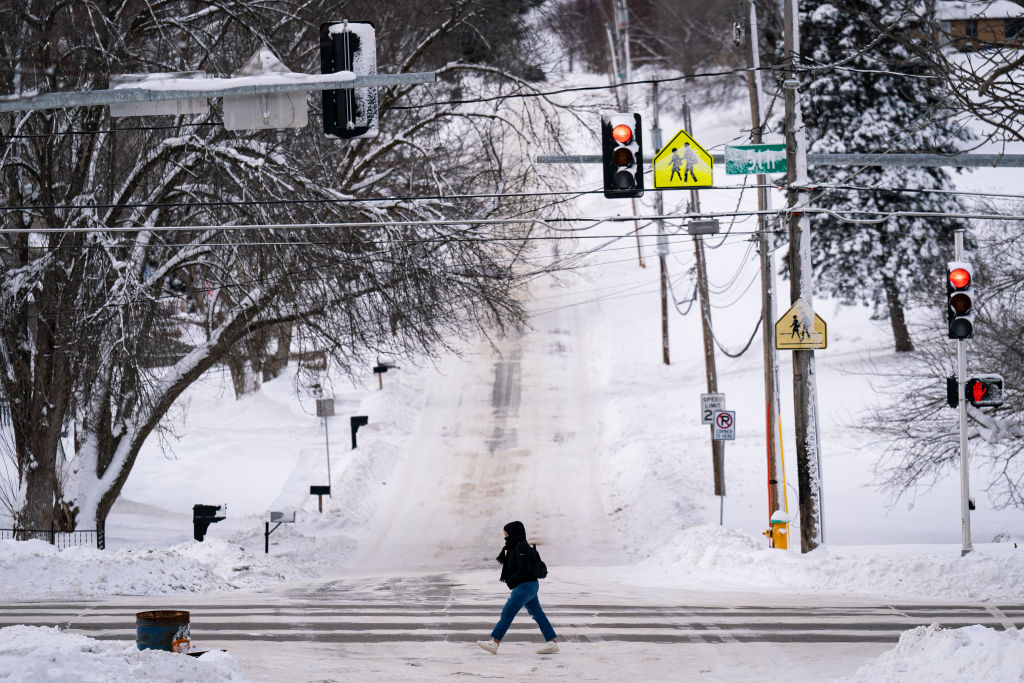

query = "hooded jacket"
(497, 521), (536, 590)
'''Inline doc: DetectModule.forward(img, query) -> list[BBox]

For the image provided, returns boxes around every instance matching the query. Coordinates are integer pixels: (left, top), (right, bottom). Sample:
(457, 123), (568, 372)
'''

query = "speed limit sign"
(712, 410), (736, 441)
(701, 393), (725, 424)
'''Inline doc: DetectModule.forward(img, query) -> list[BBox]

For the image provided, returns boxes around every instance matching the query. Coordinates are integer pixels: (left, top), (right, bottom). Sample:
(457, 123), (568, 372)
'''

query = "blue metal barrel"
(136, 610), (190, 652)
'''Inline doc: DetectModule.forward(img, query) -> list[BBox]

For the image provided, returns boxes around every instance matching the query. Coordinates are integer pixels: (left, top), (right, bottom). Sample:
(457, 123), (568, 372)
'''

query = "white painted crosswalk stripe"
(1, 601), (1020, 646)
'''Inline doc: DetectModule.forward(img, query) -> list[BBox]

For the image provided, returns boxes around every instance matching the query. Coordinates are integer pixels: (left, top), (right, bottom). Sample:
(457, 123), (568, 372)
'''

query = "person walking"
(476, 521), (559, 655)
(683, 142), (699, 183)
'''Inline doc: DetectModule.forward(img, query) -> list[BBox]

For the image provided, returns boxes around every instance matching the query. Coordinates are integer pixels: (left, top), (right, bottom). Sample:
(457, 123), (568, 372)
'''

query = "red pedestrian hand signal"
(972, 381), (987, 403)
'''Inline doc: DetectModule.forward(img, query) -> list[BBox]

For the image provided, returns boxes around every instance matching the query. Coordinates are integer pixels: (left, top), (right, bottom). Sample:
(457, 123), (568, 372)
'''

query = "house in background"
(938, 1), (1024, 50)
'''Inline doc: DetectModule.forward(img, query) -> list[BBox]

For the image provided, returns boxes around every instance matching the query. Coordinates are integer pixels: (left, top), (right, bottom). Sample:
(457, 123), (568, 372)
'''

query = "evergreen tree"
(800, 1), (970, 352)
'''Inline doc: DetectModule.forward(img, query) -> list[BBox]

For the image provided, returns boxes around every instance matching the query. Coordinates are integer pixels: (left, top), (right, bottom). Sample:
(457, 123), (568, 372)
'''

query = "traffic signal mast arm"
(0, 71), (435, 114)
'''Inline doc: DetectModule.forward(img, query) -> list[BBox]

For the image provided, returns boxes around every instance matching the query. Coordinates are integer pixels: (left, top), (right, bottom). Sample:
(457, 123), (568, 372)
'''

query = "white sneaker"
(476, 639), (499, 654)
(537, 641), (559, 654)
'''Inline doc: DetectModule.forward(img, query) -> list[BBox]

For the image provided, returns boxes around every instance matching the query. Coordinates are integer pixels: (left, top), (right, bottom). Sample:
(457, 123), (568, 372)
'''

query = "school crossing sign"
(653, 129), (713, 188)
(774, 298), (827, 350)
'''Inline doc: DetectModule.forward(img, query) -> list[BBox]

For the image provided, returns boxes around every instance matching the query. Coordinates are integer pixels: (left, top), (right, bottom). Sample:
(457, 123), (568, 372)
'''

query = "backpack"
(530, 544), (548, 579)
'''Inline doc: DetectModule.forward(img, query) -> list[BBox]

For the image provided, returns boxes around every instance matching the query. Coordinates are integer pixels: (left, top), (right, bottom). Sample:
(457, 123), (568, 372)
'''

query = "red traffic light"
(948, 267), (971, 289)
(612, 124), (633, 144)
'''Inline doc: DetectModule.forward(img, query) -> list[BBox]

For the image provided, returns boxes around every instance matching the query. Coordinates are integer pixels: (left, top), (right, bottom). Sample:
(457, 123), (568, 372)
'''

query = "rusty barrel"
(136, 610), (190, 653)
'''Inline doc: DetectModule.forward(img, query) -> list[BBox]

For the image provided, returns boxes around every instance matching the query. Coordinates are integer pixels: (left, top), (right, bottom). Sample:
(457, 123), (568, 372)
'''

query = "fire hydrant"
(764, 510), (791, 550)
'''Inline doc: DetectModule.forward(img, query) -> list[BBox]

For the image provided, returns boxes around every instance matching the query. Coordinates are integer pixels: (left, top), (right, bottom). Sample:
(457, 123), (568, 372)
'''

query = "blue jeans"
(490, 580), (557, 642)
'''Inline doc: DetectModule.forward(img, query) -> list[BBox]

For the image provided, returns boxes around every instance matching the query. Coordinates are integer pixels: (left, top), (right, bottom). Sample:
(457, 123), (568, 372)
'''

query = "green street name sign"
(725, 144), (787, 175)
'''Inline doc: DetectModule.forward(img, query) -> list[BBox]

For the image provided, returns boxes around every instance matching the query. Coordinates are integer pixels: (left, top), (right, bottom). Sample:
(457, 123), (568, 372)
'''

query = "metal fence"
(0, 526), (105, 550)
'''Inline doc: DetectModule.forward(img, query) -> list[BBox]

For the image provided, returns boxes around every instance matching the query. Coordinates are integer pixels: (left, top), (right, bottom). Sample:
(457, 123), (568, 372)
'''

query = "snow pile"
(639, 525), (1024, 601)
(841, 624), (1024, 682)
(0, 538), (287, 601)
(0, 625), (247, 682)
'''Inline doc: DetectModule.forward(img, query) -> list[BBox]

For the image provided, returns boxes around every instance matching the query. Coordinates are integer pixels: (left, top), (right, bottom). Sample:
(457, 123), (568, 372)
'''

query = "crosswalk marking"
(1, 602), (1019, 646)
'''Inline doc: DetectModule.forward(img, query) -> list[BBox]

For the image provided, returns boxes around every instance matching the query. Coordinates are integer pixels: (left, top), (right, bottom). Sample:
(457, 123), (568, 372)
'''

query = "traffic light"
(946, 261), (974, 340)
(320, 22), (378, 139)
(966, 375), (1004, 407)
(601, 113), (644, 199)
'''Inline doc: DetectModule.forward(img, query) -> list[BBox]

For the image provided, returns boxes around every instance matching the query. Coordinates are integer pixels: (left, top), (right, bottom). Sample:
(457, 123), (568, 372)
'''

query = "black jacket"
(498, 540), (537, 589)
(497, 520), (536, 589)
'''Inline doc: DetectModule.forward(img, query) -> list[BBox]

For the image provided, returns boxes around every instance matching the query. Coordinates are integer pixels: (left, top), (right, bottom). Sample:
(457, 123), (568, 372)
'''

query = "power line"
(786, 183), (1024, 203)
(0, 214), (783, 235)
(0, 183), (776, 214)
(712, 313), (763, 359)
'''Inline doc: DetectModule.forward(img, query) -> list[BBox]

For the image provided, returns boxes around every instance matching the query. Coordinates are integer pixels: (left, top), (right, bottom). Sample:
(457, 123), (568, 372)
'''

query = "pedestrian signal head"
(966, 374), (1003, 407)
(601, 113), (644, 199)
(946, 261), (974, 340)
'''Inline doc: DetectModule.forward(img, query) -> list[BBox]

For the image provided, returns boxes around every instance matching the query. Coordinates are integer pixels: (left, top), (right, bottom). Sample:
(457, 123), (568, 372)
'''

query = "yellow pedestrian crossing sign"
(653, 129), (713, 188)
(774, 298), (827, 350)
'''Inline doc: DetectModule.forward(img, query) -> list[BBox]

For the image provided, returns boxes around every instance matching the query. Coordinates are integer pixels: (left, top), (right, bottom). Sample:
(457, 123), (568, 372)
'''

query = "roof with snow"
(937, 1), (1024, 20)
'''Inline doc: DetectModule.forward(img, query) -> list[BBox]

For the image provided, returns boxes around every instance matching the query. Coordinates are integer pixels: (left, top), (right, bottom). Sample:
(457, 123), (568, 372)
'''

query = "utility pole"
(684, 101), (725, 497)
(608, 0), (645, 268)
(653, 81), (670, 365)
(783, 0), (825, 552)
(954, 228), (973, 556)
(744, 0), (787, 537)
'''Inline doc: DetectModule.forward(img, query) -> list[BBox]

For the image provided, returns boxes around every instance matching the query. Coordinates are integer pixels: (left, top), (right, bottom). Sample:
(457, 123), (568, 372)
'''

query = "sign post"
(711, 410), (735, 526)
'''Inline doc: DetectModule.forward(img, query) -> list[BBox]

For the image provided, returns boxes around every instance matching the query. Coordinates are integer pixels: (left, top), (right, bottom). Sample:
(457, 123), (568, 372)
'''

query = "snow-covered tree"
(0, 1), (568, 534)
(873, 0), (1024, 149)
(799, 0), (971, 352)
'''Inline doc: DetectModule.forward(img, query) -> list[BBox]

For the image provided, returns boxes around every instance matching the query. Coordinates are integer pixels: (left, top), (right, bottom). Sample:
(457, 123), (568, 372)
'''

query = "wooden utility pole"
(783, 0), (825, 552)
(684, 102), (725, 497)
(653, 81), (670, 365)
(744, 0), (786, 531)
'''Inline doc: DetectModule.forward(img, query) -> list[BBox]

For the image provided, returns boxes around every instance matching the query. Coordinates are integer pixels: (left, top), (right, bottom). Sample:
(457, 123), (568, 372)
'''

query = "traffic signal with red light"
(946, 261), (974, 340)
(966, 375), (1004, 407)
(320, 22), (378, 139)
(601, 113), (644, 199)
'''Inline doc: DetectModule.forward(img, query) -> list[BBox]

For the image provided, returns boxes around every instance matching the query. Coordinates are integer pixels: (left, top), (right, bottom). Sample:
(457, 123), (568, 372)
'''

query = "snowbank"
(0, 625), (247, 682)
(841, 624), (1024, 682)
(639, 525), (1024, 601)
(0, 538), (287, 601)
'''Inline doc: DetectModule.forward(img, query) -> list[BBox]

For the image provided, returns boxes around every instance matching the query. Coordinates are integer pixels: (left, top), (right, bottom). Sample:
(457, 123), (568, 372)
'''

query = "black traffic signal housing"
(601, 113), (644, 199)
(320, 22), (377, 139)
(966, 374), (1004, 407)
(946, 261), (974, 339)
(946, 376), (959, 408)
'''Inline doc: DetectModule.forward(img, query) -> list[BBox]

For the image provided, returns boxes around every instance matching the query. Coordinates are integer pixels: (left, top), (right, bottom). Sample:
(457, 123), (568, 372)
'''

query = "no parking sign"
(712, 410), (735, 441)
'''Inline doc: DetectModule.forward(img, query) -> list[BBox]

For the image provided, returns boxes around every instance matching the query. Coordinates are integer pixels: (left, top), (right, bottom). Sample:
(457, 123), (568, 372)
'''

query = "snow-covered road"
(348, 298), (628, 575)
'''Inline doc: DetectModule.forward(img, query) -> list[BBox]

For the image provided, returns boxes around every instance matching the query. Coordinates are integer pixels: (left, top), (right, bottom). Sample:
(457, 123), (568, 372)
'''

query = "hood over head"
(503, 520), (527, 544)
